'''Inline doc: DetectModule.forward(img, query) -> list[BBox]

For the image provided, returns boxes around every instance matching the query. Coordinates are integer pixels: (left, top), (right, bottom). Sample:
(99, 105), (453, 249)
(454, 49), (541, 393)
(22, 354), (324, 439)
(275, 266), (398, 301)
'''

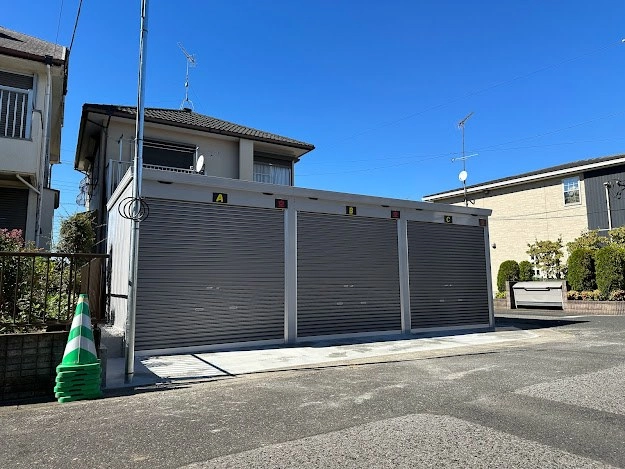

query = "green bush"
(566, 248), (596, 291)
(595, 245), (625, 295)
(519, 261), (533, 281)
(497, 260), (520, 293)
(495, 291), (507, 299)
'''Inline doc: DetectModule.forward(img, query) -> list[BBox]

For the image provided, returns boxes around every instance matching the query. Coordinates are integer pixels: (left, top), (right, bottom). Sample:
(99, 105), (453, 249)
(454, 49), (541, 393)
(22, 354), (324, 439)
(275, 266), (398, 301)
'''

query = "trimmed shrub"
(595, 245), (625, 295)
(519, 261), (533, 281)
(608, 290), (625, 301)
(567, 290), (582, 301)
(580, 290), (602, 301)
(497, 260), (520, 293)
(566, 248), (596, 292)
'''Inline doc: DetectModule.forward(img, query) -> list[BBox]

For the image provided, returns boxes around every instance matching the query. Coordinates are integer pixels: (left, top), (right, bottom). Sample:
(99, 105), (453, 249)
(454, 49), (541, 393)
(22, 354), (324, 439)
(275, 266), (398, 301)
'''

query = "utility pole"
(126, 0), (149, 378)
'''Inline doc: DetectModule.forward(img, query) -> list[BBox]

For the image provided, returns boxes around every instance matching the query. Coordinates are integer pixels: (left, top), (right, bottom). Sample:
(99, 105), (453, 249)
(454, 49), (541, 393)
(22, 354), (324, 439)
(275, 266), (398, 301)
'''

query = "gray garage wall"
(297, 212), (401, 337)
(408, 222), (491, 330)
(135, 199), (286, 351)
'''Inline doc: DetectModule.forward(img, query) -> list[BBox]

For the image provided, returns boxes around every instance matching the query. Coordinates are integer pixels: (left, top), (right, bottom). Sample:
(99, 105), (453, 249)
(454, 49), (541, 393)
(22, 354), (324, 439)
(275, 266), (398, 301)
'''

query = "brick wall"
(563, 300), (625, 315)
(0, 332), (68, 402)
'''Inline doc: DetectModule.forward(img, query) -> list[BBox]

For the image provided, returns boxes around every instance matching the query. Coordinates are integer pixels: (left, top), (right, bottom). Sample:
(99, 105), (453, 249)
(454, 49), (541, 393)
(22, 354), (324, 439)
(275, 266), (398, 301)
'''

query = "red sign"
(479, 218), (487, 227)
(275, 199), (288, 209)
(391, 210), (400, 219)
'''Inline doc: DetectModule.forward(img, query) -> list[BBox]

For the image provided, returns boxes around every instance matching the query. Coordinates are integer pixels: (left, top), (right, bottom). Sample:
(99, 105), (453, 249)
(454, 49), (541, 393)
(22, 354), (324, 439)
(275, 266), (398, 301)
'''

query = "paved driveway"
(2, 312), (624, 468)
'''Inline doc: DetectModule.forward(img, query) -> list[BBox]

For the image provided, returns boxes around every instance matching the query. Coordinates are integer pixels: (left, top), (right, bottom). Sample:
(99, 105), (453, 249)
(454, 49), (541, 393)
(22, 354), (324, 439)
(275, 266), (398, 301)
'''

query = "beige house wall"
(440, 175), (589, 293)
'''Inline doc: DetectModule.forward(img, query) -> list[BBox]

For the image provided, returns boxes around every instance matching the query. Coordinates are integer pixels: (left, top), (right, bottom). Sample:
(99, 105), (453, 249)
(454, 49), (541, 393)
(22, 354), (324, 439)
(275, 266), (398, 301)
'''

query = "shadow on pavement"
(495, 315), (588, 331)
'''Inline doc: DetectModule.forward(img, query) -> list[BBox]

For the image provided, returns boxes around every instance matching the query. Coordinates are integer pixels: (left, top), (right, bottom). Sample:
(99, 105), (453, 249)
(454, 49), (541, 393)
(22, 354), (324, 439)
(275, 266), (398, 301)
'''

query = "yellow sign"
(346, 206), (357, 215)
(213, 192), (228, 203)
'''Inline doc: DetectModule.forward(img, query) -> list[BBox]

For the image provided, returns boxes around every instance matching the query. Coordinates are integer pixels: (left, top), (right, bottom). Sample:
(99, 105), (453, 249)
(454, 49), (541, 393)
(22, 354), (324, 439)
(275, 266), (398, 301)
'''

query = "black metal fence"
(0, 252), (110, 333)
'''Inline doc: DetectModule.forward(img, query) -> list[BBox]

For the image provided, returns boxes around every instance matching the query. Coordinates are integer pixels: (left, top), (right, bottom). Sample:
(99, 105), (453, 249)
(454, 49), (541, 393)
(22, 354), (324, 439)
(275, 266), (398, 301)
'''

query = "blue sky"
(5, 1), (625, 237)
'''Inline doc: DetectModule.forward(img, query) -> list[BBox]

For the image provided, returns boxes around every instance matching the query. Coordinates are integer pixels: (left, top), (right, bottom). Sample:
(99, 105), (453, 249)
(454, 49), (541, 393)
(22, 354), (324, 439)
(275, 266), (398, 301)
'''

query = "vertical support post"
(397, 218), (411, 333)
(126, 0), (149, 378)
(483, 221), (495, 328)
(284, 206), (297, 343)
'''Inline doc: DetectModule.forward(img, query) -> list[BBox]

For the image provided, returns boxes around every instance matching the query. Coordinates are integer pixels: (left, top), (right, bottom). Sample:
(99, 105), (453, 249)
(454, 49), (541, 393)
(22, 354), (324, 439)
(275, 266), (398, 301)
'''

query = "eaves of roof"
(82, 104), (315, 151)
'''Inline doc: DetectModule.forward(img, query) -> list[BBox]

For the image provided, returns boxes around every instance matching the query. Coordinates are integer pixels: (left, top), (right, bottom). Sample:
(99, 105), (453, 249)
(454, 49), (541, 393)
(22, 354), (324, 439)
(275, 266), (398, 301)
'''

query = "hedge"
(567, 248), (596, 292)
(595, 245), (625, 295)
(519, 261), (533, 281)
(497, 260), (520, 293)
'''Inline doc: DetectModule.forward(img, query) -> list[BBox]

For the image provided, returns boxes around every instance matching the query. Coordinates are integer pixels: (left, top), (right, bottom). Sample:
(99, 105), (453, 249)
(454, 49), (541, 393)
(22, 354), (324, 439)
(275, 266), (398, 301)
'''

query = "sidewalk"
(104, 327), (538, 390)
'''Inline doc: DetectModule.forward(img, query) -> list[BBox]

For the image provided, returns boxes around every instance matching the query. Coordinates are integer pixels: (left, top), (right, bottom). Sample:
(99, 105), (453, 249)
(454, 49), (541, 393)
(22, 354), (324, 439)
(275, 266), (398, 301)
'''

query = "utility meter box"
(513, 281), (563, 309)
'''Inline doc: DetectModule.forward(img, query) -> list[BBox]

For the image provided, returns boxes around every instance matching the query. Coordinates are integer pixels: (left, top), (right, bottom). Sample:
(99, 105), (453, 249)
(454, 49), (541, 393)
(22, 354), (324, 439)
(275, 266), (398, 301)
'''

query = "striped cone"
(55, 294), (103, 403)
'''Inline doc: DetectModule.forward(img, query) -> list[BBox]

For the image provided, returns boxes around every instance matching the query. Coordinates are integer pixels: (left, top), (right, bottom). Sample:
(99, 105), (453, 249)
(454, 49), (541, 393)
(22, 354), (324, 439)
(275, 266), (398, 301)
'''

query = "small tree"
(527, 238), (564, 279)
(497, 260), (520, 293)
(519, 260), (533, 281)
(566, 248), (596, 291)
(595, 245), (625, 296)
(56, 212), (95, 253)
(566, 230), (608, 254)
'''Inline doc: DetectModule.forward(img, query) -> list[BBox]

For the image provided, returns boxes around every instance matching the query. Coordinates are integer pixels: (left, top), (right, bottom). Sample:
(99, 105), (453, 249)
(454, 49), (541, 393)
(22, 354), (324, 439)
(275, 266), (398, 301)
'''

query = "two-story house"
(74, 103), (315, 248)
(0, 27), (67, 248)
(422, 153), (625, 292)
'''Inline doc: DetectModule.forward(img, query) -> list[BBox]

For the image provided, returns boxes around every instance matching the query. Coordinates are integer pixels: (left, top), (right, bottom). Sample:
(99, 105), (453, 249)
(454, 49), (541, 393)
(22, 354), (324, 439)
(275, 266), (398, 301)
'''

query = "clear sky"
(5, 1), (625, 238)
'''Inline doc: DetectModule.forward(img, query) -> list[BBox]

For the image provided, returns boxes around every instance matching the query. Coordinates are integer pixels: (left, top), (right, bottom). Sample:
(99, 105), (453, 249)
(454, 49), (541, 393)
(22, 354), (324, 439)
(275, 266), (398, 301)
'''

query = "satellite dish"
(195, 154), (205, 173)
(459, 170), (468, 182)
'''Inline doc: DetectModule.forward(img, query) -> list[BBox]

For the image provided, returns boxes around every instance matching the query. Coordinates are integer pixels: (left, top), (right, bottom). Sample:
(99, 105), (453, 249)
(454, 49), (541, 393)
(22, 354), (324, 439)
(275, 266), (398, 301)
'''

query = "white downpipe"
(605, 183), (613, 231)
(35, 63), (52, 247)
(125, 0), (149, 378)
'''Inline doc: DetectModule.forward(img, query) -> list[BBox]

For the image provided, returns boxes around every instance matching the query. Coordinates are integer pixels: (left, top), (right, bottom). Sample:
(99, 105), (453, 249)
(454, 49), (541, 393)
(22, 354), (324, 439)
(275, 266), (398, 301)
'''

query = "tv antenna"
(178, 42), (196, 111)
(452, 111), (475, 207)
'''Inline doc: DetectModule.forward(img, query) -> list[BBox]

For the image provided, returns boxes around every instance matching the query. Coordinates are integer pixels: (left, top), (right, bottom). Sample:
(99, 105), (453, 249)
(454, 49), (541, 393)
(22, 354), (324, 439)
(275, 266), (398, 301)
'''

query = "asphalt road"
(2, 313), (625, 468)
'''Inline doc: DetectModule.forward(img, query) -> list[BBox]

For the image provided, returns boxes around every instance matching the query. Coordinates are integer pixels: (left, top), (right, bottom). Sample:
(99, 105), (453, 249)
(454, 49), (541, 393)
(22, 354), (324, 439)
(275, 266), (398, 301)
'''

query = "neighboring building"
(0, 26), (67, 248)
(422, 154), (625, 291)
(74, 104), (315, 248)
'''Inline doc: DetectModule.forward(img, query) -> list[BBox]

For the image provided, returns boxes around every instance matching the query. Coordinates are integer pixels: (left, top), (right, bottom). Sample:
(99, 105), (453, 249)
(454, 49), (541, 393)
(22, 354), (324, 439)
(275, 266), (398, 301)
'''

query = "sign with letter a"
(213, 192), (228, 203)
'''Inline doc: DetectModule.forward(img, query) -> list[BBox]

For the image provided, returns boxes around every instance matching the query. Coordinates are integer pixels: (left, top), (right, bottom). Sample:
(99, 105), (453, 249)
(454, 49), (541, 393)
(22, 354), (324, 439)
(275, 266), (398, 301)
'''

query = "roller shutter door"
(0, 188), (28, 234)
(297, 212), (401, 337)
(408, 221), (489, 329)
(135, 199), (285, 351)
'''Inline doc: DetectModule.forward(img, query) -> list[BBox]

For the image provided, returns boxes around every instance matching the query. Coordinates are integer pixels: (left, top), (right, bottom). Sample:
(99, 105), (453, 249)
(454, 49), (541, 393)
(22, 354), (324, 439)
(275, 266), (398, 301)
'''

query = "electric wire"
(69, 0), (83, 51)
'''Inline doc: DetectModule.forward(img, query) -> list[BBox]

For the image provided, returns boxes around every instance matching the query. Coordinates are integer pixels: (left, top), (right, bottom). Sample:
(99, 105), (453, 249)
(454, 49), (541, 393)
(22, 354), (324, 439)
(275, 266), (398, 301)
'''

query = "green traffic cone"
(60, 294), (99, 366)
(56, 294), (102, 402)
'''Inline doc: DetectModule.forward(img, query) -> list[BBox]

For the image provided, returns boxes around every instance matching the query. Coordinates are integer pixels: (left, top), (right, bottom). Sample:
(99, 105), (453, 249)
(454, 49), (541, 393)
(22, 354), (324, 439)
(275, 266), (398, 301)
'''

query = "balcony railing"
(106, 160), (202, 199)
(0, 85), (32, 139)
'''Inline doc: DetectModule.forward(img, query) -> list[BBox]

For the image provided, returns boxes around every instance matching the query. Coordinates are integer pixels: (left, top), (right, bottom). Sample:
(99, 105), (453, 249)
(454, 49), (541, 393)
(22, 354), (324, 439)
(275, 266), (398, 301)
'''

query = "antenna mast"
(178, 42), (196, 110)
(452, 111), (475, 207)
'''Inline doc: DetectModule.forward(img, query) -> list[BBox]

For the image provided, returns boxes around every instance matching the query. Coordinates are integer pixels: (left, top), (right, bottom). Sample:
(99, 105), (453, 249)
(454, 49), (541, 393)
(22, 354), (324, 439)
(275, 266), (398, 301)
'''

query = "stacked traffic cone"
(55, 294), (103, 403)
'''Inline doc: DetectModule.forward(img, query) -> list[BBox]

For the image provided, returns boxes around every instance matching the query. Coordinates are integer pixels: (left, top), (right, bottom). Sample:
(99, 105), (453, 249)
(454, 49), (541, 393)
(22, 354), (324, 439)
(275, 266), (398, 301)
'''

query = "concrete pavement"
(2, 312), (624, 468)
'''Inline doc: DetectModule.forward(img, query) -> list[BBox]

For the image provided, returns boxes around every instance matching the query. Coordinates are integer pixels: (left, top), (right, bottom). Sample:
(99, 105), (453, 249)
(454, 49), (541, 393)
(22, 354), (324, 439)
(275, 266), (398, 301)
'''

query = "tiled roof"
(424, 153), (625, 199)
(84, 104), (315, 151)
(0, 26), (66, 63)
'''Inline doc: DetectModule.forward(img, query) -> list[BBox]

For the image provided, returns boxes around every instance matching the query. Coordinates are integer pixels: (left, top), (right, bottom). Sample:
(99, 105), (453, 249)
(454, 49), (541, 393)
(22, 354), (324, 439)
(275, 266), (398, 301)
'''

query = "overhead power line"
(69, 0), (83, 51)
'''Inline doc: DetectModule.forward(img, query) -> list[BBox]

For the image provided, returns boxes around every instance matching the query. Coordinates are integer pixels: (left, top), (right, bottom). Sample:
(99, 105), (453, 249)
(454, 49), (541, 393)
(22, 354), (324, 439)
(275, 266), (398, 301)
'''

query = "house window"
(562, 177), (580, 205)
(0, 70), (34, 139)
(253, 157), (292, 185)
(143, 139), (196, 170)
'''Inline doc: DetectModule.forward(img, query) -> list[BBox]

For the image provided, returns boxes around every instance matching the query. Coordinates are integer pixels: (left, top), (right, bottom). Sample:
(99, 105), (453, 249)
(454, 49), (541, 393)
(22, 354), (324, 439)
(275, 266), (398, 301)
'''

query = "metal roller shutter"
(408, 221), (489, 329)
(135, 199), (285, 351)
(297, 212), (401, 337)
(0, 188), (28, 234)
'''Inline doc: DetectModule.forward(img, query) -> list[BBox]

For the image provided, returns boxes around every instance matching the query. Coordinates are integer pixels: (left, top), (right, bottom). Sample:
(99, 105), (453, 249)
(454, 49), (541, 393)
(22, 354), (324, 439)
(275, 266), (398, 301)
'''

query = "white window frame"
(253, 157), (293, 186)
(562, 176), (581, 206)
